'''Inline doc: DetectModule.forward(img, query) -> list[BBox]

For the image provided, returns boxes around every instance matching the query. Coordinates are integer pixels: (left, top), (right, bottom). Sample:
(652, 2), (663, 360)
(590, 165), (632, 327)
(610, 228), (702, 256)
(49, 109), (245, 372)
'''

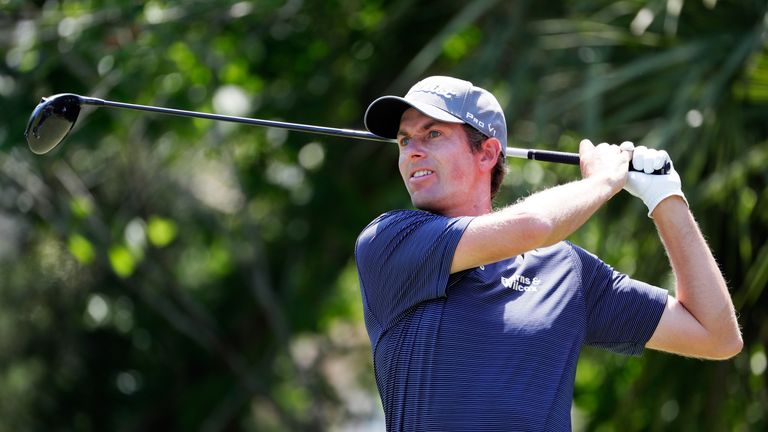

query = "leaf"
(147, 216), (178, 248)
(67, 233), (95, 264)
(108, 245), (136, 278)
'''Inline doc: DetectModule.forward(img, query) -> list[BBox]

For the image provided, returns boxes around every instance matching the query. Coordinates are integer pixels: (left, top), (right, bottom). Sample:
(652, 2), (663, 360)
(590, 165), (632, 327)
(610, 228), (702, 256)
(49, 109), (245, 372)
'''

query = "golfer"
(355, 76), (742, 431)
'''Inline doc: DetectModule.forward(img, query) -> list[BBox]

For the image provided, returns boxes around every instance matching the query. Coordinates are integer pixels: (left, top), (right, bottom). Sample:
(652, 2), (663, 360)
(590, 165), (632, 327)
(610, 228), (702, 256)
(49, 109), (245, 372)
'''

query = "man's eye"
(399, 137), (410, 146)
(428, 130), (441, 139)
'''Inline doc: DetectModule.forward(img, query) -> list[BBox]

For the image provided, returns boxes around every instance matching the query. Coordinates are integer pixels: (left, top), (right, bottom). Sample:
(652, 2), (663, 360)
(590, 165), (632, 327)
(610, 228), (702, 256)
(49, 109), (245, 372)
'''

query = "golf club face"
(25, 93), (83, 155)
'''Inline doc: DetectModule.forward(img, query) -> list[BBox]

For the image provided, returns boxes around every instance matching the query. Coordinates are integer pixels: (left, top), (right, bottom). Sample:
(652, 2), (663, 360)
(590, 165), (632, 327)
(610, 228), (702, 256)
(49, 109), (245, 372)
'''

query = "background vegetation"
(1, 0), (766, 430)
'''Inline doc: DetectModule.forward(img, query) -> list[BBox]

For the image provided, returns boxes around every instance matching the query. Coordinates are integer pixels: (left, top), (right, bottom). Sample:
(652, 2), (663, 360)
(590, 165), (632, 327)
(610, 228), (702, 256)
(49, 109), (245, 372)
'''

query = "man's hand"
(578, 139), (631, 195)
(622, 144), (688, 217)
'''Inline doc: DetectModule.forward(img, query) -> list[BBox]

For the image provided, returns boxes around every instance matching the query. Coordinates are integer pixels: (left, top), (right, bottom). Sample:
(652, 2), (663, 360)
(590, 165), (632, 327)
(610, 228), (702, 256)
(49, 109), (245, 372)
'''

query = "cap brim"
(364, 96), (464, 139)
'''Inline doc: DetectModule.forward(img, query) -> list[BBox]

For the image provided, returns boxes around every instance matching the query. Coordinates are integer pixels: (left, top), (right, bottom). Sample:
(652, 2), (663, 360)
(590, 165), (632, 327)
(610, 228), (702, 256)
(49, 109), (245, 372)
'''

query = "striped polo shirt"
(355, 209), (668, 431)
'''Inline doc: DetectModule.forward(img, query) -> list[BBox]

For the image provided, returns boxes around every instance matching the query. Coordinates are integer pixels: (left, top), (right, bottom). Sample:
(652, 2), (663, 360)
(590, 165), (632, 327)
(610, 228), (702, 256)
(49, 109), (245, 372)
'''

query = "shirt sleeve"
(571, 243), (669, 356)
(355, 209), (473, 332)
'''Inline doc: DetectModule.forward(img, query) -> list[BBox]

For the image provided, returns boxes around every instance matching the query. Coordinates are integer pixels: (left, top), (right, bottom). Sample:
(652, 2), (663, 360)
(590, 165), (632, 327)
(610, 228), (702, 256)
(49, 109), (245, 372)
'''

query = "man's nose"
(402, 139), (426, 159)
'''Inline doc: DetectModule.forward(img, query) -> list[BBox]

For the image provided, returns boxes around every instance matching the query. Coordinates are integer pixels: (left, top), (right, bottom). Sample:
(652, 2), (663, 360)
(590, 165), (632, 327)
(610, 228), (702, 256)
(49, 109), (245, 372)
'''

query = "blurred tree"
(0, 0), (765, 431)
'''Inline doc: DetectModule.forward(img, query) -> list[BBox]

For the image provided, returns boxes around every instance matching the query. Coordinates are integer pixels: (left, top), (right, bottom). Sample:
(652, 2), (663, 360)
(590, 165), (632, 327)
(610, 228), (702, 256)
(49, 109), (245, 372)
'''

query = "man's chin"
(411, 197), (443, 215)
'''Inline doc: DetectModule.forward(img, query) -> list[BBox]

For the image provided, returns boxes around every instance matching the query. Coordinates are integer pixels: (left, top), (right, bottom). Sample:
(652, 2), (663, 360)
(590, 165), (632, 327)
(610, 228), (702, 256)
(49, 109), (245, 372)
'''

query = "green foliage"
(1, 0), (766, 430)
(147, 215), (178, 247)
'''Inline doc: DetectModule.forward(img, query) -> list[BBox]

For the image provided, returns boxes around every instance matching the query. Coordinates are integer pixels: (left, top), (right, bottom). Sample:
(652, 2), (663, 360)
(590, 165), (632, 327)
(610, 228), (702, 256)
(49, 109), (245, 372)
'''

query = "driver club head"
(25, 93), (83, 155)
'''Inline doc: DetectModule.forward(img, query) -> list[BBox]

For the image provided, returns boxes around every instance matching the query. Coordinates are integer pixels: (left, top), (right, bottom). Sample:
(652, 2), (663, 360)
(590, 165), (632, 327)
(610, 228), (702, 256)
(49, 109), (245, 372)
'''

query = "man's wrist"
(583, 173), (624, 200)
(650, 194), (689, 220)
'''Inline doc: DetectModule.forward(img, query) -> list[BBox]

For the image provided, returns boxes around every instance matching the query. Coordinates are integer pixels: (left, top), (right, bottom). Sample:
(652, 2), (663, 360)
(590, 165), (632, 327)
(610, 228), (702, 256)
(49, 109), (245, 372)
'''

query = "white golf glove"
(620, 142), (688, 217)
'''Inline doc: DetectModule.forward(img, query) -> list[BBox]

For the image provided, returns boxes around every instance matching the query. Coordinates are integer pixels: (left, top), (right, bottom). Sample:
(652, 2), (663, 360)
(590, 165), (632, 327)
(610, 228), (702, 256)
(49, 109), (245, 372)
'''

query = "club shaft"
(82, 96), (582, 164)
(84, 97), (390, 142)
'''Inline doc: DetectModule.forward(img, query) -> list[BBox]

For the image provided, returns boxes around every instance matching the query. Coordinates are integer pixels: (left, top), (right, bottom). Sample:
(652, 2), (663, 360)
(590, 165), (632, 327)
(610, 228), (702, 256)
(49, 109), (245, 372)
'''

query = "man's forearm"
(517, 175), (619, 247)
(652, 197), (743, 356)
(451, 140), (628, 273)
(451, 175), (619, 273)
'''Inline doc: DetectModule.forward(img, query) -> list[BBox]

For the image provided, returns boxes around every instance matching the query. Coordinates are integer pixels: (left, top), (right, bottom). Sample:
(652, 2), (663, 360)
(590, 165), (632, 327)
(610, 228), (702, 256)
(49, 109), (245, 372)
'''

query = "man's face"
(397, 108), (487, 216)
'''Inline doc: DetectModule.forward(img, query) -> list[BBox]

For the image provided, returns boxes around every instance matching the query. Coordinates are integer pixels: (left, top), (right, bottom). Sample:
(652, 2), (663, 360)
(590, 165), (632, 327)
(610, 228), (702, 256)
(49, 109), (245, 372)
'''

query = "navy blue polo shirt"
(355, 210), (668, 431)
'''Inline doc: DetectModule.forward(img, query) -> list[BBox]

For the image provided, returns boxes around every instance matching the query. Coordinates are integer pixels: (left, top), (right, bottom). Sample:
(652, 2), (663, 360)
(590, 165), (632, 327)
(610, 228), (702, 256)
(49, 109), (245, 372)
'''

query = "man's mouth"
(411, 169), (434, 179)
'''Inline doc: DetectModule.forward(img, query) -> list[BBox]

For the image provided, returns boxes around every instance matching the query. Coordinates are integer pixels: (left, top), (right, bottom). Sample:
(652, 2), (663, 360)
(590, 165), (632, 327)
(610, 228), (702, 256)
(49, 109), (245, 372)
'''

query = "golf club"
(24, 93), (668, 174)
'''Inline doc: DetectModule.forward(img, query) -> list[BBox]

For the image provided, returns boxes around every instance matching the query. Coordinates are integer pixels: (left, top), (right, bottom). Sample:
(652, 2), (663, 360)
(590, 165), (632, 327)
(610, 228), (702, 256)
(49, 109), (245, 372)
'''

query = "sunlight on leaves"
(67, 234), (94, 264)
(147, 216), (178, 247)
(108, 245), (136, 278)
(69, 196), (93, 219)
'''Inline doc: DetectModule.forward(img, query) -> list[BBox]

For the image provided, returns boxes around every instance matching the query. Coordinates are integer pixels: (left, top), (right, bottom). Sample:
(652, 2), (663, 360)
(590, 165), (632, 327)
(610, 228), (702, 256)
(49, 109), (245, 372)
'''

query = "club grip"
(526, 149), (580, 165)
(525, 149), (669, 175)
(628, 161), (670, 175)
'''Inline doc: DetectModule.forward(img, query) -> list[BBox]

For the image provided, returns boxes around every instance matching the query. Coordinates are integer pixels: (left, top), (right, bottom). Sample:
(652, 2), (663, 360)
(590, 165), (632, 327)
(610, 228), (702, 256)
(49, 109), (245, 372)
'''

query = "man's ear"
(479, 137), (502, 172)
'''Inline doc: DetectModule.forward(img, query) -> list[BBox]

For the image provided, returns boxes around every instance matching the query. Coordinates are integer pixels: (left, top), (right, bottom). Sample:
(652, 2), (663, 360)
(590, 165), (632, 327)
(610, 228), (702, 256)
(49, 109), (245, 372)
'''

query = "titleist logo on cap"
(411, 83), (463, 100)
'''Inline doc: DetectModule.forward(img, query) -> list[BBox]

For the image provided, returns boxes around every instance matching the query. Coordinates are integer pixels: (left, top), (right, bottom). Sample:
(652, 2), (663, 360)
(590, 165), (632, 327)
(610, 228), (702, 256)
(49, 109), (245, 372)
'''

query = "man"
(354, 76), (742, 431)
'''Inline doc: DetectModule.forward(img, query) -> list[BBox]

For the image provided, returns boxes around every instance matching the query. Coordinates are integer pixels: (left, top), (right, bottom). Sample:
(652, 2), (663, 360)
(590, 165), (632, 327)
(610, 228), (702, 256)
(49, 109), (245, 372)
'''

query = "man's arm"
(451, 140), (628, 273)
(622, 145), (742, 359)
(645, 197), (743, 359)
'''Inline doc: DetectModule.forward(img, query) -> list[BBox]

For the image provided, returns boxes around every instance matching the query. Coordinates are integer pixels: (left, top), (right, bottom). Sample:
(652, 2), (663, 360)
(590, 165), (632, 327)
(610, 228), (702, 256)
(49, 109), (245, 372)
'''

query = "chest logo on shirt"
(500, 273), (541, 292)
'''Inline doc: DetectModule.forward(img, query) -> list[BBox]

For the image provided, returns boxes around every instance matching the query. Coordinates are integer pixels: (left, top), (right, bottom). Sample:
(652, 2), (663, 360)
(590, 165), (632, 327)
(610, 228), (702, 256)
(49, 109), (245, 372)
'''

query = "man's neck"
(437, 199), (493, 218)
